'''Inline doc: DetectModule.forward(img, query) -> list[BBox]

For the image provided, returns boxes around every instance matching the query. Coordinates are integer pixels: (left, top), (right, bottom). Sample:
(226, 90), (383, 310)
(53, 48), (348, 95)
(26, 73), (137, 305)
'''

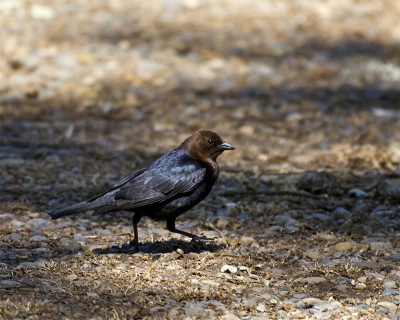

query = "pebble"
(240, 235), (256, 246)
(29, 235), (47, 242)
(355, 283), (367, 290)
(274, 215), (292, 225)
(385, 281), (397, 289)
(10, 234), (22, 243)
(389, 253), (400, 261)
(298, 297), (324, 308)
(366, 272), (385, 281)
(306, 250), (322, 261)
(256, 303), (266, 312)
(63, 241), (82, 252)
(383, 289), (400, 295)
(376, 307), (389, 314)
(354, 304), (369, 310)
(242, 298), (258, 310)
(221, 265), (238, 274)
(313, 301), (341, 311)
(184, 303), (204, 317)
(27, 218), (49, 228)
(220, 312), (240, 320)
(285, 225), (300, 232)
(369, 241), (392, 250)
(296, 277), (326, 284)
(10, 220), (25, 228)
(312, 213), (331, 222)
(333, 207), (350, 218)
(348, 188), (367, 197)
(0, 213), (16, 219)
(334, 242), (355, 252)
(1, 280), (22, 287)
(377, 301), (398, 312)
(277, 310), (287, 318)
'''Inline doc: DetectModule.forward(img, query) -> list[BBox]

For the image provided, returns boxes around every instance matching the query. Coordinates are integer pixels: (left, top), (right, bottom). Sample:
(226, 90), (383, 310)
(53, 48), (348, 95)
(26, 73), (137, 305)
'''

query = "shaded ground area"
(1, 0), (400, 318)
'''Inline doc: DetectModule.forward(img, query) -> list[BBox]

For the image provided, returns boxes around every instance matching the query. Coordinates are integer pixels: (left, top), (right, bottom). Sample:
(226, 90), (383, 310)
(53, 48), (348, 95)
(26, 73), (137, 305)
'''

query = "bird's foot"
(120, 242), (140, 253)
(191, 235), (217, 243)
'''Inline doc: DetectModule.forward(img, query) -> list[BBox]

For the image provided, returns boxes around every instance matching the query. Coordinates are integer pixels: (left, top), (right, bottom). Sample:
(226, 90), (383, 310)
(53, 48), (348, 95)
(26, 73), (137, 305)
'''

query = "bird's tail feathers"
(48, 201), (98, 219)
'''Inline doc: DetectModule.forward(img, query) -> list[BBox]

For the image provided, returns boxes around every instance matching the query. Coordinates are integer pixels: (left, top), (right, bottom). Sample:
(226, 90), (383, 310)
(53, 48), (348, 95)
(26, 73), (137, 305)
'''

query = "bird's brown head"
(181, 129), (235, 162)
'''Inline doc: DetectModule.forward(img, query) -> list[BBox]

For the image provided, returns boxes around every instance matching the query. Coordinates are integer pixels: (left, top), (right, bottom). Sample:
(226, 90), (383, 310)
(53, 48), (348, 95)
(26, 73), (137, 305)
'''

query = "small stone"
(285, 225), (300, 233)
(355, 283), (366, 290)
(273, 215), (292, 225)
(333, 207), (350, 218)
(370, 242), (392, 250)
(1, 280), (22, 287)
(187, 252), (199, 260)
(240, 235), (256, 246)
(298, 297), (324, 307)
(29, 235), (47, 242)
(334, 242), (355, 252)
(296, 171), (337, 194)
(305, 250), (321, 261)
(168, 308), (180, 318)
(377, 179), (400, 199)
(313, 302), (341, 311)
(0, 213), (16, 219)
(312, 213), (331, 222)
(296, 277), (326, 284)
(184, 304), (204, 317)
(28, 218), (49, 228)
(348, 188), (367, 197)
(384, 280), (397, 289)
(242, 298), (257, 310)
(176, 248), (184, 256)
(63, 241), (82, 252)
(10, 220), (25, 228)
(256, 303), (266, 312)
(221, 312), (240, 320)
(65, 274), (78, 282)
(10, 234), (21, 243)
(389, 253), (400, 261)
(366, 272), (385, 281)
(377, 301), (397, 312)
(220, 265), (238, 274)
(277, 310), (287, 319)
(333, 284), (348, 292)
(355, 304), (369, 310)
(382, 288), (399, 295)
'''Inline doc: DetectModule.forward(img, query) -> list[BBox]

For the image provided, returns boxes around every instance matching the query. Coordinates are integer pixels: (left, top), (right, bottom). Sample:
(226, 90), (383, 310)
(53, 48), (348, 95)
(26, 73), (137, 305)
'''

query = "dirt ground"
(2, 0), (400, 319)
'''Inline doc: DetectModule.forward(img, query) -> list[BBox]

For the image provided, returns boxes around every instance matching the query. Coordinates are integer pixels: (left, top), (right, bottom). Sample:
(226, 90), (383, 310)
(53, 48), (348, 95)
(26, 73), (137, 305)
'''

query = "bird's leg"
(166, 217), (216, 242)
(129, 213), (142, 249)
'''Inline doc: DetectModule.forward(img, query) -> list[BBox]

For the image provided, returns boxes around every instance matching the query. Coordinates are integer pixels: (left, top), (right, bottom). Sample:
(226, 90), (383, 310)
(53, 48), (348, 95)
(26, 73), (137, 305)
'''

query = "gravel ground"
(2, 0), (400, 319)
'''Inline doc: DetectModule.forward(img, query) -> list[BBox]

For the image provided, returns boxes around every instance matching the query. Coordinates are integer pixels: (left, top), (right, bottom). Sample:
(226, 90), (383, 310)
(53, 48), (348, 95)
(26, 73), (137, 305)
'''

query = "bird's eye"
(208, 139), (215, 146)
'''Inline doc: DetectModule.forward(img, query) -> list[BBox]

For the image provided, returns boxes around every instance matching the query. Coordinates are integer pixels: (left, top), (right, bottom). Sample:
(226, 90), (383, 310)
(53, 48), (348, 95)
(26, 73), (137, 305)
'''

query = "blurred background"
(1, 0), (400, 205)
(3, 1), (400, 317)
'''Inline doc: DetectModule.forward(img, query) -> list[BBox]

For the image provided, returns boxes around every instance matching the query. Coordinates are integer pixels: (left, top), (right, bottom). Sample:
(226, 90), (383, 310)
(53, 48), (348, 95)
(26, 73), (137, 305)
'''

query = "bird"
(48, 129), (235, 250)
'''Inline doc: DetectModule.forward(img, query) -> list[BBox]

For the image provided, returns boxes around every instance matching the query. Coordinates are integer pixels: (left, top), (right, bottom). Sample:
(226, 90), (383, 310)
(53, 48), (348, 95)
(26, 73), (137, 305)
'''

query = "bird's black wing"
(86, 168), (146, 203)
(113, 159), (207, 208)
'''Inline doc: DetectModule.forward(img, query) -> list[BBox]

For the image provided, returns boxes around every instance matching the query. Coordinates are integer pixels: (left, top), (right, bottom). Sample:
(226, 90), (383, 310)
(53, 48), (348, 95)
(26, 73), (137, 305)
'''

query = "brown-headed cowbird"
(49, 129), (235, 249)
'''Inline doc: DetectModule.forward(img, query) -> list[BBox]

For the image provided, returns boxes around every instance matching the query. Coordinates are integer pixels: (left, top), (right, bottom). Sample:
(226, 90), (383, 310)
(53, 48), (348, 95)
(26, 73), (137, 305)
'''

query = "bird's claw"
(191, 236), (217, 243)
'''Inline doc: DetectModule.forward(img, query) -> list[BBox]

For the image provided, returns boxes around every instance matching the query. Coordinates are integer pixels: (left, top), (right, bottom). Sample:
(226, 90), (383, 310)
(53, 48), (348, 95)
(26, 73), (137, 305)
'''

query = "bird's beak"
(218, 141), (235, 151)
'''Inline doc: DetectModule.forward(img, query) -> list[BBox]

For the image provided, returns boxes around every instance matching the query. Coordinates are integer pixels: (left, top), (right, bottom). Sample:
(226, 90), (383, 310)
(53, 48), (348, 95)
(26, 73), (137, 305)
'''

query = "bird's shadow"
(92, 238), (224, 255)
